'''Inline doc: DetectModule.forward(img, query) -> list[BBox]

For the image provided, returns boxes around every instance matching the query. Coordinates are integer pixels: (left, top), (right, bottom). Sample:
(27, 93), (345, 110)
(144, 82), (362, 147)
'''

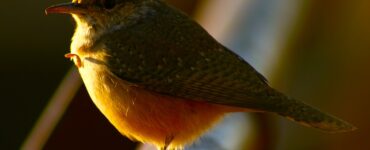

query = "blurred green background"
(0, 0), (369, 150)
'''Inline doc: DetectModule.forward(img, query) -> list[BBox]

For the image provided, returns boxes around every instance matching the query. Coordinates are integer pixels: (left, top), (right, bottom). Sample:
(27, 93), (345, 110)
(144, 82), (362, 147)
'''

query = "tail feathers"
(275, 97), (356, 133)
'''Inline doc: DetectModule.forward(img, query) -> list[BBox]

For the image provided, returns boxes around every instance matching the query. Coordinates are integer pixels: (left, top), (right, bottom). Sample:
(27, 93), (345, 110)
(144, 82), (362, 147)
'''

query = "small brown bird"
(46, 0), (355, 149)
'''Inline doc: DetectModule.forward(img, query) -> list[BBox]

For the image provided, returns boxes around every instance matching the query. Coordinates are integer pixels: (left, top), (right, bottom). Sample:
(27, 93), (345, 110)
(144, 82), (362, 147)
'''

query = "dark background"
(0, 0), (72, 148)
(1, 0), (369, 150)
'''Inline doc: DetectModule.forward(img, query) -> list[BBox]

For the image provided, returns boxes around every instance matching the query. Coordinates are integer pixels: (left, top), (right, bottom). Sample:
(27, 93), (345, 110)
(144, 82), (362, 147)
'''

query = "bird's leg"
(162, 135), (174, 150)
(65, 53), (82, 68)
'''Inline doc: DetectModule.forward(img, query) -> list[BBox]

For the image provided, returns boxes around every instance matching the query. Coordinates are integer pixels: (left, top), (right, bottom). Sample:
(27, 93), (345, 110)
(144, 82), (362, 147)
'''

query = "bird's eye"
(101, 0), (116, 9)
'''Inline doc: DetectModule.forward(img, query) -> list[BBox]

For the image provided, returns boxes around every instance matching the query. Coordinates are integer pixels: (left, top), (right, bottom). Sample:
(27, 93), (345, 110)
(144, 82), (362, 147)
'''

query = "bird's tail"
(267, 90), (356, 133)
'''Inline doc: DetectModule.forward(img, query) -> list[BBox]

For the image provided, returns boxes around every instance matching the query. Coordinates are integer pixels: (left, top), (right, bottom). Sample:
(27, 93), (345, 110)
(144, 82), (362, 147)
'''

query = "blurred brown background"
(0, 0), (369, 150)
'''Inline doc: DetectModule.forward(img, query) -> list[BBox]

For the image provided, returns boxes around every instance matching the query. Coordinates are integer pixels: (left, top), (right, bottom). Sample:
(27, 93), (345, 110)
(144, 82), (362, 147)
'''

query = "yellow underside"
(78, 57), (231, 149)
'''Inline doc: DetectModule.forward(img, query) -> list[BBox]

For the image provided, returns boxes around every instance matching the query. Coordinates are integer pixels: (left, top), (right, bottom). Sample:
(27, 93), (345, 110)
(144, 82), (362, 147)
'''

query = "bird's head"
(46, 0), (151, 31)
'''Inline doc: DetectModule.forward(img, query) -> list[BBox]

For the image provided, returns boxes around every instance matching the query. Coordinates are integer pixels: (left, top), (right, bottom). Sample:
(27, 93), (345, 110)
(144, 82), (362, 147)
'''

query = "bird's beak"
(45, 2), (86, 15)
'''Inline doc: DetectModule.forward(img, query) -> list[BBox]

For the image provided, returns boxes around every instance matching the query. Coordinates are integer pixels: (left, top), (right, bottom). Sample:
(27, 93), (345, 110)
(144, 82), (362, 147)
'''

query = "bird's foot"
(161, 135), (175, 150)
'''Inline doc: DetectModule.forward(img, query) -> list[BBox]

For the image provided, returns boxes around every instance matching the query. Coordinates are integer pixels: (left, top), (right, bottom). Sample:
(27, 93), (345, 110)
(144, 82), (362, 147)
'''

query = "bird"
(45, 0), (355, 149)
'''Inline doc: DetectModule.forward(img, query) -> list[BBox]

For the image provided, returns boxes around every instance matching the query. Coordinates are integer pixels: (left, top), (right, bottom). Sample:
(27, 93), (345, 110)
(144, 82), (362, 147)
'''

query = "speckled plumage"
(46, 0), (355, 149)
(100, 0), (354, 132)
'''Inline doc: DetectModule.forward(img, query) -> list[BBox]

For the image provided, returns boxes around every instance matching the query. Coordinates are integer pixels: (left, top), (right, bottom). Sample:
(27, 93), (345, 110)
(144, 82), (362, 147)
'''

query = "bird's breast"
(74, 54), (231, 148)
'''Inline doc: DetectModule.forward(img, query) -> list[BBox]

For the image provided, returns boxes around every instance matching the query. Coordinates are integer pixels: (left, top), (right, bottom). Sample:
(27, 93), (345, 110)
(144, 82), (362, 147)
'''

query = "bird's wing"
(100, 5), (356, 132)
(102, 27), (356, 132)
(101, 15), (278, 111)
